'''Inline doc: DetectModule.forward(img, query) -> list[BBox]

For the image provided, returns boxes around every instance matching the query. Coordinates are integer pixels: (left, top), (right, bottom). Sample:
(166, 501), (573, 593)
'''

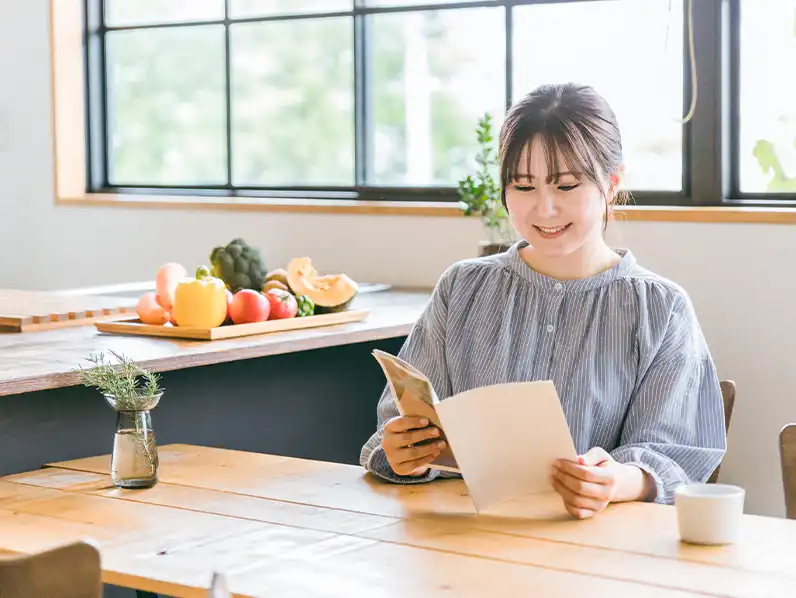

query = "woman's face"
(505, 137), (612, 259)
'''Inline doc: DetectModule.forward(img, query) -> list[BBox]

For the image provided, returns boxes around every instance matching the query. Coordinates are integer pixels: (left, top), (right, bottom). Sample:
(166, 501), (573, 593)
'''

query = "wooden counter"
(0, 289), (429, 398)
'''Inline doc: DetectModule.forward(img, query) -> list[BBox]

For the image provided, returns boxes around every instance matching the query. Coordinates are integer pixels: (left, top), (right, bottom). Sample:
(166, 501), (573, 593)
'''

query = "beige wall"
(2, 0), (795, 517)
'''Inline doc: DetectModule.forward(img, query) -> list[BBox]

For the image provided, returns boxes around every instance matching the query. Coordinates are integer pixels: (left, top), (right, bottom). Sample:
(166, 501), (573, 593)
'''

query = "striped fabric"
(360, 240), (727, 505)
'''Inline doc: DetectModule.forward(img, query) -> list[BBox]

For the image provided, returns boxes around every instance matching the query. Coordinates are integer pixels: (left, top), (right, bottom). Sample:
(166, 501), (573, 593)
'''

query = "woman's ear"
(608, 165), (625, 204)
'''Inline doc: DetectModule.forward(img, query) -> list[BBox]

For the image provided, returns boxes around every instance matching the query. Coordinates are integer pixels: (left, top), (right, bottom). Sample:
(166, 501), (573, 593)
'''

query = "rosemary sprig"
(74, 350), (162, 408)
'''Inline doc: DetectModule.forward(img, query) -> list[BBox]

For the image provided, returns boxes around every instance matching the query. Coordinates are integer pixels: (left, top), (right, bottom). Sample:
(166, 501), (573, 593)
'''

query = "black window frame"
(81, 0), (796, 207)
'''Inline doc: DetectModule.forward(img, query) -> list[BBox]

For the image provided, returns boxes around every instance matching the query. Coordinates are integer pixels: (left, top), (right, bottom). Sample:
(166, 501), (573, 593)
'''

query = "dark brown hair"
(499, 82), (630, 217)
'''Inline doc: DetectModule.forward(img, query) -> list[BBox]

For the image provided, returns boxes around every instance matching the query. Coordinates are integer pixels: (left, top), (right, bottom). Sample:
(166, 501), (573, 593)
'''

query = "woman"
(359, 82), (726, 519)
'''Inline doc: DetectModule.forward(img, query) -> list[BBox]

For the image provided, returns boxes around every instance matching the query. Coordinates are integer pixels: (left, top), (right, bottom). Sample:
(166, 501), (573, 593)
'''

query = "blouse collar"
(503, 239), (637, 293)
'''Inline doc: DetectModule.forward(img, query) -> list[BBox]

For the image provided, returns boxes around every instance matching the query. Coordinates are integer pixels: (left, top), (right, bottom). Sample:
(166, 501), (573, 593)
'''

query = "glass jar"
(104, 392), (161, 489)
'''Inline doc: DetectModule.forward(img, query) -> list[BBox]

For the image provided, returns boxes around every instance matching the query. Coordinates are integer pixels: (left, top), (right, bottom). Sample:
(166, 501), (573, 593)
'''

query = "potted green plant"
(457, 112), (515, 257)
(75, 351), (161, 489)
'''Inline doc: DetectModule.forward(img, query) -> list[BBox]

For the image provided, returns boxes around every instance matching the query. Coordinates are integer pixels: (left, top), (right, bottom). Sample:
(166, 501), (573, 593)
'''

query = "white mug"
(674, 483), (745, 545)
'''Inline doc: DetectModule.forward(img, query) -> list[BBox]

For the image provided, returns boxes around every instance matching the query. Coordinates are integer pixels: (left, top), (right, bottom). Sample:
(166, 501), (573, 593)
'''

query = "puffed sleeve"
(359, 267), (456, 484)
(610, 288), (727, 504)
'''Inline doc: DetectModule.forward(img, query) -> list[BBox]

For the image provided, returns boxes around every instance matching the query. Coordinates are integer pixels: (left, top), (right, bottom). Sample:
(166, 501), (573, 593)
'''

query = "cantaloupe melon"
(286, 257), (358, 313)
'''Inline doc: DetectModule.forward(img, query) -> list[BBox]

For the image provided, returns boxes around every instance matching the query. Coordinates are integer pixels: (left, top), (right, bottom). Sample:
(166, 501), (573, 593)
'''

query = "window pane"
(105, 0), (224, 27)
(231, 19), (354, 187)
(513, 1), (684, 192)
(368, 8), (505, 186)
(106, 26), (227, 186)
(229, 0), (351, 19)
(739, 0), (796, 194)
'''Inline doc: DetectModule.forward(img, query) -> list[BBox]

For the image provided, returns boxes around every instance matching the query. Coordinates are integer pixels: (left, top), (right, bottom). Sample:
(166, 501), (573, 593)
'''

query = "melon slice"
(286, 257), (358, 313)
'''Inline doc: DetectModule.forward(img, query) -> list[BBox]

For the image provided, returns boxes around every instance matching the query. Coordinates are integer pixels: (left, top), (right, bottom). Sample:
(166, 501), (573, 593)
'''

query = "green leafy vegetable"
(210, 238), (268, 292)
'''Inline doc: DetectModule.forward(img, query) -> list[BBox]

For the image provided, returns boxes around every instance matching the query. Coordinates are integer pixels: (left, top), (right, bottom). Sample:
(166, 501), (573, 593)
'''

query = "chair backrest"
(0, 541), (102, 598)
(719, 380), (737, 436)
(707, 380), (737, 484)
(780, 423), (796, 520)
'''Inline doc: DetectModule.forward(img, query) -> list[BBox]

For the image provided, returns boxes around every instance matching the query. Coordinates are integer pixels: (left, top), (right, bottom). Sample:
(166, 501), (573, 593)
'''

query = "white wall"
(2, 0), (795, 517)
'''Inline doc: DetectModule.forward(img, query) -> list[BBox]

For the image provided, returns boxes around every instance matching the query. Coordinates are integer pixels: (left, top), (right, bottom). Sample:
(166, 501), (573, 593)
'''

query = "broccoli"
(210, 238), (267, 292)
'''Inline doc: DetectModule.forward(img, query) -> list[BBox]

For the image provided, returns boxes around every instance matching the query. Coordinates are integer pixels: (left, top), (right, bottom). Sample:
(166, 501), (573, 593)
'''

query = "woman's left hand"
(551, 447), (618, 519)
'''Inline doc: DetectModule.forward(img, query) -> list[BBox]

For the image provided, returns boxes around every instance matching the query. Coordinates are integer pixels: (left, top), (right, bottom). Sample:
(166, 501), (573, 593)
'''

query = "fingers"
(552, 473), (603, 519)
(397, 426), (441, 448)
(555, 459), (614, 485)
(551, 457), (615, 519)
(381, 416), (447, 476)
(382, 419), (442, 453)
(390, 442), (447, 476)
(562, 501), (596, 520)
(579, 447), (612, 467)
(552, 477), (607, 512)
(384, 416), (430, 434)
(554, 466), (614, 501)
(394, 440), (447, 465)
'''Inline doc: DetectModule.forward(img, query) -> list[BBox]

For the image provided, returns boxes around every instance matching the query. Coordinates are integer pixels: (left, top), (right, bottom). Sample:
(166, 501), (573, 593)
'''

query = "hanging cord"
(677, 0), (698, 123)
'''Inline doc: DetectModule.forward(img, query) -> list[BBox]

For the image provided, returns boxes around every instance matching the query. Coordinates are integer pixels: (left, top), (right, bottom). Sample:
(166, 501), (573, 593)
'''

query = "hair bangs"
(501, 125), (599, 188)
(531, 122), (597, 186)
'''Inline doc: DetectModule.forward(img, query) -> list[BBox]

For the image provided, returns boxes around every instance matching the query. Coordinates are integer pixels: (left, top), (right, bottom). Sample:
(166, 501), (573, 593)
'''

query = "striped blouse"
(360, 240), (727, 505)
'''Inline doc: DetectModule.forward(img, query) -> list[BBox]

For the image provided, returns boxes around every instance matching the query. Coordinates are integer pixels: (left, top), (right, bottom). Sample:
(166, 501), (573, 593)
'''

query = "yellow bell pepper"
(171, 276), (228, 328)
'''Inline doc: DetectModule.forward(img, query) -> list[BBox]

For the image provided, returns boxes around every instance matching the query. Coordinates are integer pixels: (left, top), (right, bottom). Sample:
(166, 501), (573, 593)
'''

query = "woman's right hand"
(381, 416), (447, 477)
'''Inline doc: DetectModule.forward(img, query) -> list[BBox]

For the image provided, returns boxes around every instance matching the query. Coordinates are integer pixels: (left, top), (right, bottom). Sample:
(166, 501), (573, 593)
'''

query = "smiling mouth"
(534, 224), (572, 238)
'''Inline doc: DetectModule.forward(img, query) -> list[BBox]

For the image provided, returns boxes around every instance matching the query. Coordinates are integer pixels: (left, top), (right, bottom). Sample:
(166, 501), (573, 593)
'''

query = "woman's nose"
(536, 189), (558, 218)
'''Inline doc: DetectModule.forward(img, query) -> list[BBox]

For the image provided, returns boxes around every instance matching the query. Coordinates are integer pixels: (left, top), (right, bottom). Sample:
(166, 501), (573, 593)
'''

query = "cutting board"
(0, 289), (139, 332)
(95, 309), (370, 341)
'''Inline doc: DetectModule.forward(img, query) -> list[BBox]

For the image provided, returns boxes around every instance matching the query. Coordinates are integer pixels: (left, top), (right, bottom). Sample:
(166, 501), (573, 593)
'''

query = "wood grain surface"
(5, 445), (795, 597)
(0, 289), (138, 332)
(48, 445), (796, 577)
(95, 309), (370, 341)
(0, 289), (428, 397)
(0, 444), (789, 597)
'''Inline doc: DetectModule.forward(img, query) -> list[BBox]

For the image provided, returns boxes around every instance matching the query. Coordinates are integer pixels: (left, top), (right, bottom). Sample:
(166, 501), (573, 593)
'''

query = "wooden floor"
(1, 444), (795, 597)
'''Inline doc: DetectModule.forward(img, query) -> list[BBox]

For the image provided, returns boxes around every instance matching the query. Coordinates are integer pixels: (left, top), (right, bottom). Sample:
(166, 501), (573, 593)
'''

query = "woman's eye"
(513, 185), (534, 192)
(558, 184), (580, 192)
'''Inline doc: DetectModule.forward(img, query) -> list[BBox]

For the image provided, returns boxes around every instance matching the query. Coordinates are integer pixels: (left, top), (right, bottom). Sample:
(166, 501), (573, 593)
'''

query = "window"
(229, 17), (355, 187)
(512, 1), (684, 192)
(105, 25), (228, 186)
(85, 0), (693, 203)
(735, 0), (796, 196)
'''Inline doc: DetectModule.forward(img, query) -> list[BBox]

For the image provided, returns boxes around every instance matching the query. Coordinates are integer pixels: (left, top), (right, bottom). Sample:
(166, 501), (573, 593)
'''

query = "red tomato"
(229, 289), (270, 324)
(265, 289), (298, 319)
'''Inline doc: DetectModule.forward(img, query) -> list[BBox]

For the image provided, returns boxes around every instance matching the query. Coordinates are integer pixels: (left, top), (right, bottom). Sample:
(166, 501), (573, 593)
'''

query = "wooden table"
(1, 445), (794, 598)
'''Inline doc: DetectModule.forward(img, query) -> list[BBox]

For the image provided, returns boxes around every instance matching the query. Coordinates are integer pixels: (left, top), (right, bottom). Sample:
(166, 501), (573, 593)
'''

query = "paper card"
(435, 381), (577, 512)
(372, 349), (459, 472)
(399, 390), (459, 471)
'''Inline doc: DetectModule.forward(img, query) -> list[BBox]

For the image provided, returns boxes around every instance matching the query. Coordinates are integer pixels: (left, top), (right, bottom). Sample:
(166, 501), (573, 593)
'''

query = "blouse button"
(554, 283), (563, 291)
(546, 324), (555, 333)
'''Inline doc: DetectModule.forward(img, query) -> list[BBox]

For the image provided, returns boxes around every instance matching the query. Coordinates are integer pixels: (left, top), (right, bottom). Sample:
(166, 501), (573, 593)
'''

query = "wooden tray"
(95, 309), (370, 340)
(0, 289), (138, 332)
